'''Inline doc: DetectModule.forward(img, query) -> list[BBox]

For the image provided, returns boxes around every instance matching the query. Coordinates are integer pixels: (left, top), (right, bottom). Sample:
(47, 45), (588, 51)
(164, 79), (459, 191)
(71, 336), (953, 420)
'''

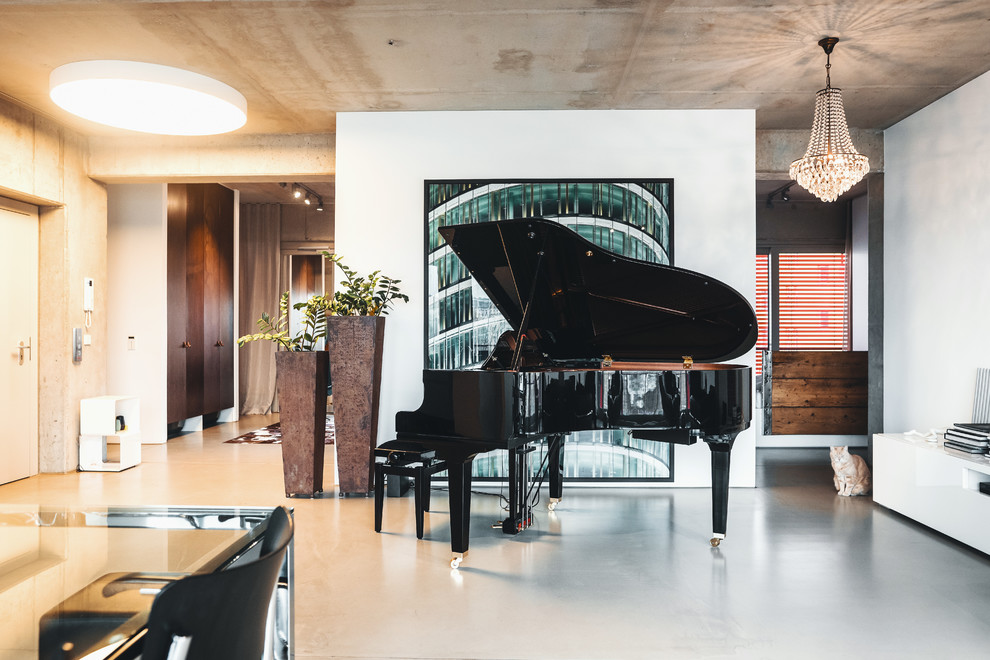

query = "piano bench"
(374, 440), (447, 540)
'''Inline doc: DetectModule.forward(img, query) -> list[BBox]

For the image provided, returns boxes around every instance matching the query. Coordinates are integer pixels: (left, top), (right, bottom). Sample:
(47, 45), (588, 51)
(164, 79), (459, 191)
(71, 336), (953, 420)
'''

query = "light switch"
(83, 334), (92, 346)
(72, 328), (82, 363)
(128, 336), (137, 351)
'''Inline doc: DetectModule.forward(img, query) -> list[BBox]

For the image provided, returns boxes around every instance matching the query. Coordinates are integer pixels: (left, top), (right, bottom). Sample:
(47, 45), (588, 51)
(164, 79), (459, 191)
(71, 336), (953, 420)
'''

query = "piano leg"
(444, 456), (475, 566)
(705, 433), (736, 547)
(547, 434), (565, 511)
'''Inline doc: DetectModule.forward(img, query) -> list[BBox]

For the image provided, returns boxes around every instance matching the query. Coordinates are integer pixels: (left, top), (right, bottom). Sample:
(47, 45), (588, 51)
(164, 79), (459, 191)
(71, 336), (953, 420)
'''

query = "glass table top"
(0, 505), (280, 660)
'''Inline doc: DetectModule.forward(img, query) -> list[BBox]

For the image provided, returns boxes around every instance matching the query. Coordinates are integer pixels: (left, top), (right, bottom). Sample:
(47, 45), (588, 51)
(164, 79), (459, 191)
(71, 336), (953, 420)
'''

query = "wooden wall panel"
(770, 351), (868, 379)
(770, 378), (867, 407)
(767, 350), (868, 435)
(771, 407), (868, 435)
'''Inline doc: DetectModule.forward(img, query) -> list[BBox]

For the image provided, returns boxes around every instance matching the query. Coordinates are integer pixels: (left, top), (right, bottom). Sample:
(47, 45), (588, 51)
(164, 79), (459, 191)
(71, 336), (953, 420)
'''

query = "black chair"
(139, 506), (294, 660)
(374, 440), (447, 539)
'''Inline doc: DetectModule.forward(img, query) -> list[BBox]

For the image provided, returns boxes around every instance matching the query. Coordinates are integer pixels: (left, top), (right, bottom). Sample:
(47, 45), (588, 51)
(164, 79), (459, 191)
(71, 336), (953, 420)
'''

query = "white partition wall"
(107, 184), (169, 444)
(335, 109), (757, 486)
(884, 71), (990, 432)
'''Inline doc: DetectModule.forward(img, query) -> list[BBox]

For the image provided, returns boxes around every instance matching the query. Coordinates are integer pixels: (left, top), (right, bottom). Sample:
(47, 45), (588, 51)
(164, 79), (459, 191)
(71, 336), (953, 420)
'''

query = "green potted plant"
(323, 252), (409, 316)
(321, 252), (409, 495)
(238, 290), (331, 351)
(238, 291), (334, 497)
(238, 254), (409, 497)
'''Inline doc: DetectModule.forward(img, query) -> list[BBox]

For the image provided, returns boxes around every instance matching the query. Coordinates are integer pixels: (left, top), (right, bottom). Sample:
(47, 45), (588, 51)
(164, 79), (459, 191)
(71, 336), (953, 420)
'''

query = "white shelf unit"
(873, 432), (990, 555)
(79, 396), (141, 472)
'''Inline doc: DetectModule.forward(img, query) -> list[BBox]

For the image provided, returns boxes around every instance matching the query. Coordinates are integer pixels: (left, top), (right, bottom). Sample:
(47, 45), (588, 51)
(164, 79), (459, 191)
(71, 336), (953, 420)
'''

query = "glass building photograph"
(424, 179), (675, 481)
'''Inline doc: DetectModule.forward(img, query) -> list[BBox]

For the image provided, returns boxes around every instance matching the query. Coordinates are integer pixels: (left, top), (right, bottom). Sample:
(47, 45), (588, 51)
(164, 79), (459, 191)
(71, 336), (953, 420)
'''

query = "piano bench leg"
(374, 463), (385, 533)
(413, 468), (427, 539)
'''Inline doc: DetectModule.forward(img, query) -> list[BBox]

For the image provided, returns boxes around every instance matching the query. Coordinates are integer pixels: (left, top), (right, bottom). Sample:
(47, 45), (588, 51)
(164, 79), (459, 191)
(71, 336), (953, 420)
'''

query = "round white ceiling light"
(49, 60), (247, 135)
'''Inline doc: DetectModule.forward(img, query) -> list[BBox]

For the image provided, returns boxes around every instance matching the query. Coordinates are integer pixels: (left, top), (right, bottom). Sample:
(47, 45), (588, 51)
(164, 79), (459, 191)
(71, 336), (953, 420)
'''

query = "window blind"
(777, 253), (849, 350)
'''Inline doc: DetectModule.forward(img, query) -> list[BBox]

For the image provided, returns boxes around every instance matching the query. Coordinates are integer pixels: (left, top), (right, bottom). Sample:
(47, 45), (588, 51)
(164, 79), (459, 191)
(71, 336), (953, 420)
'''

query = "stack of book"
(943, 423), (990, 455)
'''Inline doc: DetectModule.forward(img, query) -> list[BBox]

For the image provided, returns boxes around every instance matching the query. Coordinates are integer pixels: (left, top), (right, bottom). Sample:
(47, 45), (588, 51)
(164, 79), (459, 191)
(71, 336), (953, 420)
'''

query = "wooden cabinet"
(166, 183), (234, 424)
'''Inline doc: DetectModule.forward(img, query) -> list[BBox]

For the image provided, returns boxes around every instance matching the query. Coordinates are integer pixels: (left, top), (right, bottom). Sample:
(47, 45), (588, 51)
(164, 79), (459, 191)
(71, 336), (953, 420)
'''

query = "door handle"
(215, 340), (224, 347)
(17, 338), (31, 365)
(181, 341), (192, 348)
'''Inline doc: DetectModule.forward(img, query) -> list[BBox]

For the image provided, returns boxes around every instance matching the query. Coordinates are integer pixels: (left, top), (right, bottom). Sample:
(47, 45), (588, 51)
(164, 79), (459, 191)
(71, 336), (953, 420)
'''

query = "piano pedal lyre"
(450, 552), (465, 569)
(710, 532), (725, 547)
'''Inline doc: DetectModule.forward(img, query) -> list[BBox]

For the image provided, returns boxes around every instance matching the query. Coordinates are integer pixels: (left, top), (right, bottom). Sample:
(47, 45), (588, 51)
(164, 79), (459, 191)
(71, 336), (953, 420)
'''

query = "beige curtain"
(239, 204), (282, 414)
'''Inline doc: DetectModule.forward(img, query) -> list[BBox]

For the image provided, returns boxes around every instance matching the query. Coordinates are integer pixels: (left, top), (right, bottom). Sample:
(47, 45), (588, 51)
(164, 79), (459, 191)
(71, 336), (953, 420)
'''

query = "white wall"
(107, 184), (169, 444)
(884, 70), (990, 432)
(336, 110), (757, 486)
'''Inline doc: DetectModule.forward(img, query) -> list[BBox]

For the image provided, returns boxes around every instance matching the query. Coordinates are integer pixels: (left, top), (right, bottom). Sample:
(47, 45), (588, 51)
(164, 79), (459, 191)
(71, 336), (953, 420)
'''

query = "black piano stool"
(374, 440), (447, 539)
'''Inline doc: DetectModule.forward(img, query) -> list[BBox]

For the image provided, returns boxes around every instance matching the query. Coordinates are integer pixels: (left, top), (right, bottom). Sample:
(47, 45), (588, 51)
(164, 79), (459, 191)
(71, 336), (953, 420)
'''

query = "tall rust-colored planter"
(274, 350), (328, 497)
(326, 316), (385, 495)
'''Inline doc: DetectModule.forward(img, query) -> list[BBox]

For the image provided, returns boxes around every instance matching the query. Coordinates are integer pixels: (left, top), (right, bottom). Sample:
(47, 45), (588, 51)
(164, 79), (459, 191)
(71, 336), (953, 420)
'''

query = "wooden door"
(183, 184), (206, 418)
(289, 254), (325, 345)
(0, 199), (38, 484)
(202, 185), (235, 414)
(166, 184), (193, 424)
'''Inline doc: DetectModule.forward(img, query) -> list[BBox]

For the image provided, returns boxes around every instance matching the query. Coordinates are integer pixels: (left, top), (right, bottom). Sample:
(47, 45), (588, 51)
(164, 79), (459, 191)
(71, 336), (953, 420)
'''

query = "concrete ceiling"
(4, 0), (990, 134)
(2, 1), (989, 201)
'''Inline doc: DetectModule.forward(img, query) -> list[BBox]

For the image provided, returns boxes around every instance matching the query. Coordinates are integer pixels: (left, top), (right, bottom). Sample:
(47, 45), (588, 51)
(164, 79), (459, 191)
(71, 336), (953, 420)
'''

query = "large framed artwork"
(423, 179), (675, 481)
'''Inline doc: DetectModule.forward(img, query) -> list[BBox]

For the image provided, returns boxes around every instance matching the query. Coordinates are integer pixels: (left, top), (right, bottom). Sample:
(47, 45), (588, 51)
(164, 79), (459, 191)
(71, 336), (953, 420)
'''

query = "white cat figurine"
(830, 446), (872, 496)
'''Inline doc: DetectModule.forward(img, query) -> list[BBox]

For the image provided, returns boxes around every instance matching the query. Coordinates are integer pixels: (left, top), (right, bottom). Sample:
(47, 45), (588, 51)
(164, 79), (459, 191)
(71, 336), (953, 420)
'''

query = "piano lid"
(438, 218), (758, 363)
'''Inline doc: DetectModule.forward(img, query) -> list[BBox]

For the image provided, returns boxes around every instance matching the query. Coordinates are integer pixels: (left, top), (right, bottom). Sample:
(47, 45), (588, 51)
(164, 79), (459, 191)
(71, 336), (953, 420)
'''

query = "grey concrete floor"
(319, 447), (990, 659)
(2, 421), (988, 659)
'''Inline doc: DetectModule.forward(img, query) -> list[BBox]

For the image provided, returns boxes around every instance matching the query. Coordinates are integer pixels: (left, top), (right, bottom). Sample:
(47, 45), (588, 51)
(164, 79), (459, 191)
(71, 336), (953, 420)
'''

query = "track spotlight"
(287, 182), (325, 209)
(766, 182), (796, 208)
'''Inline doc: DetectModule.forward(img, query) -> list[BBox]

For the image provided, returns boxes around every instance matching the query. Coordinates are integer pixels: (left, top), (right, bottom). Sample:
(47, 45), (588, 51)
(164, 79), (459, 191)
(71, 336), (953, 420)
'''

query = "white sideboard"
(873, 432), (990, 555)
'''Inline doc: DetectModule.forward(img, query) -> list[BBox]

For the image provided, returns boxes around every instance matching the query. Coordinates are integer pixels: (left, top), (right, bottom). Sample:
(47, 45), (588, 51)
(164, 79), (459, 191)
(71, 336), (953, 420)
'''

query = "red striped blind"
(778, 253), (849, 350)
(755, 254), (770, 376)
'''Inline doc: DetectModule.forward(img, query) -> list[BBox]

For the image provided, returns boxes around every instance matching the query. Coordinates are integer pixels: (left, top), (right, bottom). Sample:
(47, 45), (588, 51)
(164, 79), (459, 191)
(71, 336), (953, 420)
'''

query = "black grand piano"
(395, 218), (757, 566)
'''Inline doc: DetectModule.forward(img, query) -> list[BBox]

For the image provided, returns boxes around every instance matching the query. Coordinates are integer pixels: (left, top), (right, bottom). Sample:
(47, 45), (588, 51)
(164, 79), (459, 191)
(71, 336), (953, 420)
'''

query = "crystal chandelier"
(789, 37), (869, 203)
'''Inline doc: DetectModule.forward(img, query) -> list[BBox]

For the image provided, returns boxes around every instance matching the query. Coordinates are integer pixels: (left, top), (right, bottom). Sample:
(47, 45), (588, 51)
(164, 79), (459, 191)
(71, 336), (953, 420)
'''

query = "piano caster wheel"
(450, 553), (464, 569)
(548, 499), (559, 511)
(710, 537), (721, 547)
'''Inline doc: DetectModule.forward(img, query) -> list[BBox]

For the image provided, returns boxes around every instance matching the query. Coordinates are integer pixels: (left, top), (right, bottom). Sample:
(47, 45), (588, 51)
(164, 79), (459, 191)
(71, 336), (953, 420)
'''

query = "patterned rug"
(225, 416), (335, 444)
